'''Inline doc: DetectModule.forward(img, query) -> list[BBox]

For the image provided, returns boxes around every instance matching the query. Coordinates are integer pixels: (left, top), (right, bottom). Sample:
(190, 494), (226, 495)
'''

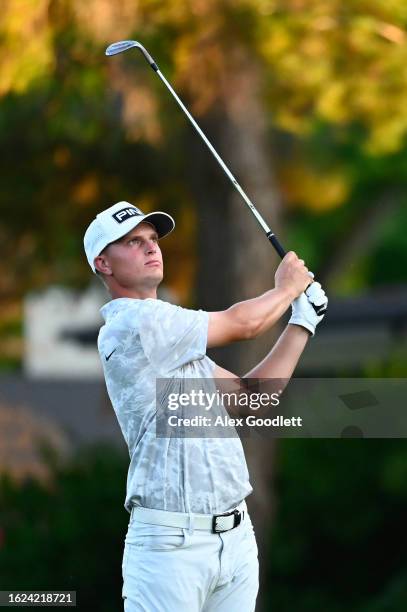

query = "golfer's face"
(107, 222), (163, 287)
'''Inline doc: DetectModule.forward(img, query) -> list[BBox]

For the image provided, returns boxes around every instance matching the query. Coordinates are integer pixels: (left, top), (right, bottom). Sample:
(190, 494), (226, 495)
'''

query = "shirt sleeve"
(136, 299), (209, 375)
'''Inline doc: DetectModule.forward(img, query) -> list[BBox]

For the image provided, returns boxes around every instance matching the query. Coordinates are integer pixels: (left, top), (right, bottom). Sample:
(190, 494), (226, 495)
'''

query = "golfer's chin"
(145, 268), (164, 286)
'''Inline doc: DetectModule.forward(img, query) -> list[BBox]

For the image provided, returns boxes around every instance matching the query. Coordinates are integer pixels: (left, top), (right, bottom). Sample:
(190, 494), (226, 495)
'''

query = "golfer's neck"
(109, 284), (158, 300)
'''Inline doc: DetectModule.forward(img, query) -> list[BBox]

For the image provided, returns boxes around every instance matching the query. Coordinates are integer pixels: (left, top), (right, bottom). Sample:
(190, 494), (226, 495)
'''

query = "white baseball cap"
(84, 201), (175, 273)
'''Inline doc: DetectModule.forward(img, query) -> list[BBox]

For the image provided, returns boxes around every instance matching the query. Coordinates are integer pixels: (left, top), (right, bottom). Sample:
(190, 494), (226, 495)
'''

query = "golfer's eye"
(128, 238), (141, 245)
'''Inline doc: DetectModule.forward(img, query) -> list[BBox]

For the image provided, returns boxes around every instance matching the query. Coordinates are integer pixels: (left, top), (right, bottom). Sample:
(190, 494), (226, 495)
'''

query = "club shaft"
(153, 67), (286, 258)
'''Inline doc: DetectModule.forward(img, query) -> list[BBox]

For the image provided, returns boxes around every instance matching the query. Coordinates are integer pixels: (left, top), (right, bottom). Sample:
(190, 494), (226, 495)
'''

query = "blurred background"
(1, 1), (407, 610)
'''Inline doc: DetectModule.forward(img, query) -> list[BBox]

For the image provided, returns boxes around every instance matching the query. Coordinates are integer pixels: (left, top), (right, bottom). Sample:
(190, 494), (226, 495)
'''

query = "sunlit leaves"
(258, 1), (407, 154)
(2, 0), (406, 154)
(279, 162), (350, 211)
(0, 0), (54, 95)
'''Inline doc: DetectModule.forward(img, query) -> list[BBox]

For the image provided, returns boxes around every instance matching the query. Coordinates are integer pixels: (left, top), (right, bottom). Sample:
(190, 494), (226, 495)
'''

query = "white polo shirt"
(98, 297), (253, 514)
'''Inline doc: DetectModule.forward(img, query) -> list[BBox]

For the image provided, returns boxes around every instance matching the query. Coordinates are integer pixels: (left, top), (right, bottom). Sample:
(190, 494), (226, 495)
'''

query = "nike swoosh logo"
(105, 348), (117, 361)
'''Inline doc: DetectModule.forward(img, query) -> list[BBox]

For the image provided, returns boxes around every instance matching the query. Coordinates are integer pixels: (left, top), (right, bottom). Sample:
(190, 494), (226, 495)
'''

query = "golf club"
(105, 40), (326, 314)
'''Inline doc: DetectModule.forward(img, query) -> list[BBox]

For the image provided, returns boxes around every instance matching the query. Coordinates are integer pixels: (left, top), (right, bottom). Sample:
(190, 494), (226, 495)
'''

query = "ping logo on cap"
(113, 207), (143, 223)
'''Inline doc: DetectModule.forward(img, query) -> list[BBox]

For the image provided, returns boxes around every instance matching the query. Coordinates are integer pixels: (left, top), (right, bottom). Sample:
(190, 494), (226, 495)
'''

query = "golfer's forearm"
(228, 287), (295, 339)
(244, 324), (309, 380)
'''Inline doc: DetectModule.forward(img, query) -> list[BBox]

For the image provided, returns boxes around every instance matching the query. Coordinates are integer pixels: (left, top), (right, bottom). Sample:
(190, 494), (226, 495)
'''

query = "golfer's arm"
(212, 325), (310, 416)
(243, 324), (310, 380)
(207, 287), (295, 348)
(213, 325), (309, 381)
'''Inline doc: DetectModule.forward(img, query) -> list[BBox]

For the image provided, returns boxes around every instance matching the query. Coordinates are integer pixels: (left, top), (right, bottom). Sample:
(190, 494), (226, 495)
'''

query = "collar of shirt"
(100, 297), (137, 322)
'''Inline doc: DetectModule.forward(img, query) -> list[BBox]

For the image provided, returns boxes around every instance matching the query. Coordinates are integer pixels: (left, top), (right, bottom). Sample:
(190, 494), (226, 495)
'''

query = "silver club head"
(105, 40), (140, 56)
(105, 40), (157, 69)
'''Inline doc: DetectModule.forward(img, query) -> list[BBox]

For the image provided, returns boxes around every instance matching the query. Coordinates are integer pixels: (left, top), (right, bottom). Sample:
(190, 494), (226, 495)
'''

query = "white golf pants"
(122, 501), (259, 611)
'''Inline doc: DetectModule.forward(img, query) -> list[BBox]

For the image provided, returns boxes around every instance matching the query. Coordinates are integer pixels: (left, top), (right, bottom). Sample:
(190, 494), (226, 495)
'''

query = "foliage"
(266, 438), (407, 611)
(0, 443), (129, 611)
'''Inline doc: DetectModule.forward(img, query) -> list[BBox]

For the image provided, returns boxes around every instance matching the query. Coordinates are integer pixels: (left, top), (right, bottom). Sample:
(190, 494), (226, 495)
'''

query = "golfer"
(83, 201), (328, 612)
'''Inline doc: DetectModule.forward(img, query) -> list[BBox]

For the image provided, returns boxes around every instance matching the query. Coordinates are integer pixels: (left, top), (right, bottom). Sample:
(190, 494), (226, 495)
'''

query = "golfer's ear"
(94, 255), (112, 275)
(207, 311), (254, 348)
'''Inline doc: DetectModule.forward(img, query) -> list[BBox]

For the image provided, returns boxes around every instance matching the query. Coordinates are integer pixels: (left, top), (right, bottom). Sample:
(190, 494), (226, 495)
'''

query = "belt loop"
(188, 512), (194, 535)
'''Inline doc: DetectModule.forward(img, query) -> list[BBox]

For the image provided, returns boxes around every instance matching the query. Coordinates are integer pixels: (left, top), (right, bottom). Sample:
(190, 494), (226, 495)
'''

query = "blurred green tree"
(1, 0), (407, 299)
(0, 443), (129, 611)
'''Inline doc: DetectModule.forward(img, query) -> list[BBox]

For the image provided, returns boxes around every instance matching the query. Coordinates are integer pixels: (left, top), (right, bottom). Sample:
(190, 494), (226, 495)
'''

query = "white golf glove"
(289, 281), (328, 337)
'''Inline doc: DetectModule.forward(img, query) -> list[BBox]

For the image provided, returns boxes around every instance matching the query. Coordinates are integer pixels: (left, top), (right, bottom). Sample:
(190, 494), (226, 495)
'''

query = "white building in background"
(24, 282), (106, 379)
(23, 282), (178, 379)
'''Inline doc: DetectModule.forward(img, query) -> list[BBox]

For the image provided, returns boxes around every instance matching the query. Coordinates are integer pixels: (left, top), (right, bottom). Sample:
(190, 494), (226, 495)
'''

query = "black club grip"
(266, 232), (286, 259)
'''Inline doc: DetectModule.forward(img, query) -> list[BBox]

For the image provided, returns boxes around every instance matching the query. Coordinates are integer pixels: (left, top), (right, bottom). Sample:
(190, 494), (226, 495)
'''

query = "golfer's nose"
(145, 240), (156, 254)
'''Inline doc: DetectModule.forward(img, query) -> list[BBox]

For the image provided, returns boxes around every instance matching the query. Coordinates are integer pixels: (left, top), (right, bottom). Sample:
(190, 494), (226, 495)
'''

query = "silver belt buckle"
(212, 508), (243, 534)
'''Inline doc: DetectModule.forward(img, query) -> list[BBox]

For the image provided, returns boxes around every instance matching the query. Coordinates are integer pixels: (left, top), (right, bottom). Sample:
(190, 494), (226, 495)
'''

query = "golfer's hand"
(275, 251), (312, 300)
(289, 282), (328, 336)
